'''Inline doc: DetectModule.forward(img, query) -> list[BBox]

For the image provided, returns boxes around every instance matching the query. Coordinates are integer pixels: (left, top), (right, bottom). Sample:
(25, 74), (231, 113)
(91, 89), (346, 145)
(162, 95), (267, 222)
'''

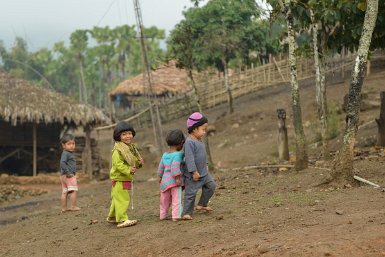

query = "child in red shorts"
(60, 134), (80, 212)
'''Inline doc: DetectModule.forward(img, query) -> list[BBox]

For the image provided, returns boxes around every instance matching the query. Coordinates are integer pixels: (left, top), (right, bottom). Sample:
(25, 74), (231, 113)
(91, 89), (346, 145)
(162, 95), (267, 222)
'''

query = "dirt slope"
(1, 67), (385, 257)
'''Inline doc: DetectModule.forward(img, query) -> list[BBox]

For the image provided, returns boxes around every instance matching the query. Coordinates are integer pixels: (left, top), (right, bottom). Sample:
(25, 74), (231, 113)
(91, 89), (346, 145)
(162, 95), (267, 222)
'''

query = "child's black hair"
(60, 133), (75, 144)
(113, 121), (136, 141)
(166, 129), (185, 146)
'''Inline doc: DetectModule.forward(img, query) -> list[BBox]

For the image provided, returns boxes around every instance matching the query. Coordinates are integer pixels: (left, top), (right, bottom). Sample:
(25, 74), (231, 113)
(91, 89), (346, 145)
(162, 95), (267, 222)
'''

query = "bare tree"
(310, 10), (330, 160)
(279, 0), (308, 170)
(332, 0), (378, 183)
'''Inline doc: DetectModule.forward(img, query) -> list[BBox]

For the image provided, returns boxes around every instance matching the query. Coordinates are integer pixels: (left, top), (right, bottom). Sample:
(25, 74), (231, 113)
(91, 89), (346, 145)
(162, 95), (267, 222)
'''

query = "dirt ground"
(1, 68), (385, 257)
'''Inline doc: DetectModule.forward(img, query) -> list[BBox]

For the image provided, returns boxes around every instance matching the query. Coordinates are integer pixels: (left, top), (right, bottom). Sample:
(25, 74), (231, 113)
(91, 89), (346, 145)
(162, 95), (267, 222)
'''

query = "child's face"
(120, 131), (134, 144)
(62, 140), (76, 152)
(191, 123), (208, 140)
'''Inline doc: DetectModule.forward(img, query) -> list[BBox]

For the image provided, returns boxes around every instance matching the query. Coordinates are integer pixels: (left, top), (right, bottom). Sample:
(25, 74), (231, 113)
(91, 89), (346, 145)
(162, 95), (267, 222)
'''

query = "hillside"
(1, 65), (385, 257)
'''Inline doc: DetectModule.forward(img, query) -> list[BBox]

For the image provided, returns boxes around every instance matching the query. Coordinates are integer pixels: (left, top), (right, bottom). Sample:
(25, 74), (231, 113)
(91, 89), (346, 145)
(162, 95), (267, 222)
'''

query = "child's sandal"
(117, 219), (138, 228)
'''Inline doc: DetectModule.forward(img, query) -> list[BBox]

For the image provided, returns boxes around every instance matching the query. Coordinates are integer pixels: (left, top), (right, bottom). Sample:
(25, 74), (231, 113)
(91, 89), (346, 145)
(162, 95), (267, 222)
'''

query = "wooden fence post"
(33, 123), (37, 176)
(82, 125), (93, 179)
(277, 109), (290, 161)
(376, 91), (385, 146)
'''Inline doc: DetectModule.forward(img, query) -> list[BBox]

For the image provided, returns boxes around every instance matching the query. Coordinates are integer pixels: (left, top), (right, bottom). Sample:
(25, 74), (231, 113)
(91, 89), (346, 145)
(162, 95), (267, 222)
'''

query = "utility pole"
(133, 0), (164, 155)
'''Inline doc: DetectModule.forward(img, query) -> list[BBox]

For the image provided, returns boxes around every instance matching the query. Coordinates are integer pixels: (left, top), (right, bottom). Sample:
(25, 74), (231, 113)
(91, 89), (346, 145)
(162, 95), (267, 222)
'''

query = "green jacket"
(110, 144), (141, 181)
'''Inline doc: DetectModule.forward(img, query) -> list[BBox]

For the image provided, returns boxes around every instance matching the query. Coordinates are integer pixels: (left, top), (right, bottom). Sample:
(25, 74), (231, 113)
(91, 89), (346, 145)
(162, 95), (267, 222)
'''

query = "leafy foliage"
(0, 25), (165, 108)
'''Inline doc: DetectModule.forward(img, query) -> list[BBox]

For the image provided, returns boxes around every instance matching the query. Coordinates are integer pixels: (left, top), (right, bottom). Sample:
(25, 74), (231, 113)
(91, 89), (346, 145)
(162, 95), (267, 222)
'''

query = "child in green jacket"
(107, 121), (143, 228)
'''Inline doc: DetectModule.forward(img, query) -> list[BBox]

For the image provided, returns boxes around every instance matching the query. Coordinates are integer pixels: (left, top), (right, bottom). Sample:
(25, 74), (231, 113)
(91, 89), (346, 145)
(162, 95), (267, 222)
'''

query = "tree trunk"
(282, 0), (308, 170)
(78, 77), (83, 103)
(223, 59), (234, 114)
(277, 109), (289, 161)
(78, 55), (88, 104)
(83, 125), (93, 179)
(376, 91), (385, 146)
(187, 69), (214, 170)
(333, 0), (378, 183)
(311, 10), (330, 160)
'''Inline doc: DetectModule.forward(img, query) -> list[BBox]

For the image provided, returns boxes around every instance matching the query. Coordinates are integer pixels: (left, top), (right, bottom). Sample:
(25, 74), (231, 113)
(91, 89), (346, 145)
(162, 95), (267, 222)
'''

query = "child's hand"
(159, 177), (162, 184)
(175, 178), (181, 186)
(192, 171), (200, 182)
(130, 166), (137, 174)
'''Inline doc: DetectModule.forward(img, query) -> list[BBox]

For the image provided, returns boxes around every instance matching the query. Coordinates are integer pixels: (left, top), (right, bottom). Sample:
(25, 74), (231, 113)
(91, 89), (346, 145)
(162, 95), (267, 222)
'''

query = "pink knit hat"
(187, 112), (208, 133)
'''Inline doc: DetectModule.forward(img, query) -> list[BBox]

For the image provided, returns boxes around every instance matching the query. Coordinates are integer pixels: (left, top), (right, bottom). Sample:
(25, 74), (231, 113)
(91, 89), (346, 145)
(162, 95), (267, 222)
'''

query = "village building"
(109, 61), (192, 119)
(0, 71), (109, 177)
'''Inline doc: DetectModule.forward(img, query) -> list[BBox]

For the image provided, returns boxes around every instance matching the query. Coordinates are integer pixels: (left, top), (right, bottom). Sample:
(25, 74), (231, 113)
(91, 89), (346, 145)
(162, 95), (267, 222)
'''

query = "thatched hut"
(0, 71), (109, 176)
(109, 61), (192, 117)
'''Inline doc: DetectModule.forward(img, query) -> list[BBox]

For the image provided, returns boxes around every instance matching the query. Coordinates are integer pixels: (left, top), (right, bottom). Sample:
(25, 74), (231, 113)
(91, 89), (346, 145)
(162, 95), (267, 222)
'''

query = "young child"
(182, 112), (216, 220)
(60, 133), (80, 212)
(107, 121), (143, 228)
(157, 129), (185, 221)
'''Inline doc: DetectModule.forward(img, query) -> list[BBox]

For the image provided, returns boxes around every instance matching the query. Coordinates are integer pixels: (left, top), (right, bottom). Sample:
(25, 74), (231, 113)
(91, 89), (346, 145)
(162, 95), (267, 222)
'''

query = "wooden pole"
(277, 109), (290, 161)
(272, 57), (286, 82)
(376, 91), (385, 146)
(84, 125), (93, 179)
(32, 123), (37, 176)
(95, 105), (152, 131)
(0, 148), (22, 165)
(134, 0), (164, 156)
(353, 175), (380, 188)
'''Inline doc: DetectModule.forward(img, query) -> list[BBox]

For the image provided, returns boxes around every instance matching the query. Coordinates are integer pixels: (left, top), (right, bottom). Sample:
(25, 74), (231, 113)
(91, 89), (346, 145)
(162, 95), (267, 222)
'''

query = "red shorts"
(60, 175), (78, 193)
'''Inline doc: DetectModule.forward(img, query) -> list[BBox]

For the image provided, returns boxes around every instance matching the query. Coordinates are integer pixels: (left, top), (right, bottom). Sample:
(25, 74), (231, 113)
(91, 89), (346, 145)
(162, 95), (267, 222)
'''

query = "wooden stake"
(375, 91), (385, 146)
(277, 109), (290, 161)
(353, 175), (380, 188)
(33, 123), (37, 176)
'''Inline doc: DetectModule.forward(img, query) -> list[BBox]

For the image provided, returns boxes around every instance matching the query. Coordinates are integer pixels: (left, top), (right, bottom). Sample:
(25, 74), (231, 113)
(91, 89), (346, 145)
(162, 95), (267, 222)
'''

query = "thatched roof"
(109, 61), (192, 98)
(0, 71), (109, 127)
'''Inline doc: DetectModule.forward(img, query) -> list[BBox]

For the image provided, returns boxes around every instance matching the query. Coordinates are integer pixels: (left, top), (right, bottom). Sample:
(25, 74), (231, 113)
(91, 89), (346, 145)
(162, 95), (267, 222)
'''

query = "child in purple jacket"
(182, 112), (216, 220)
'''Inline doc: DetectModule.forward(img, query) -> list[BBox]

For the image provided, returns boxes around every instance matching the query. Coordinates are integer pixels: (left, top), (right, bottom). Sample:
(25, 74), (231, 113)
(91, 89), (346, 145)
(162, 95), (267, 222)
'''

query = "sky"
(0, 0), (200, 51)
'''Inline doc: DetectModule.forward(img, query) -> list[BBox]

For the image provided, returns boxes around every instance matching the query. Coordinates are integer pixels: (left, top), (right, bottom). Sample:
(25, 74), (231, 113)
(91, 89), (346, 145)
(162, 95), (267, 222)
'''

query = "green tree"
(184, 0), (262, 114)
(51, 41), (78, 97)
(112, 25), (137, 81)
(168, 15), (214, 168)
(70, 30), (89, 104)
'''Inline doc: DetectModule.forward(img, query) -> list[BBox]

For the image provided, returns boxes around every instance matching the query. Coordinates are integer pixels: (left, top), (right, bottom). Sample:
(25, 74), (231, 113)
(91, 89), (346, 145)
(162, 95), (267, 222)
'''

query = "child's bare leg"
(61, 191), (68, 212)
(69, 191), (80, 211)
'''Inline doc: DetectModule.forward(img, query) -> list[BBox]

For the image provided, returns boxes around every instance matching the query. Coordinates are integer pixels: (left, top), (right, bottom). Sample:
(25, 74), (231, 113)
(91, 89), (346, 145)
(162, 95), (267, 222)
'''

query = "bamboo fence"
(105, 52), (385, 129)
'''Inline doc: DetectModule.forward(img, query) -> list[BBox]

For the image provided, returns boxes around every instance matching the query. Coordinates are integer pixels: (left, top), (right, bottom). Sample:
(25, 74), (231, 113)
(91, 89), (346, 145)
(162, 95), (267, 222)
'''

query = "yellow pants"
(108, 181), (130, 222)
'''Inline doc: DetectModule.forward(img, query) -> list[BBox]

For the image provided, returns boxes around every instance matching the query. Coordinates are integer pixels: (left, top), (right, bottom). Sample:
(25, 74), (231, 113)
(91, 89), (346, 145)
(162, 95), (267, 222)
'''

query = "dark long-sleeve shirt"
(184, 137), (208, 178)
(60, 150), (76, 176)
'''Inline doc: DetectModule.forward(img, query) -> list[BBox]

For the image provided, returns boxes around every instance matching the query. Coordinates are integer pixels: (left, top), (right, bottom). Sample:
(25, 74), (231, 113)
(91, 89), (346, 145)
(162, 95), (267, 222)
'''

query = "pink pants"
(160, 187), (182, 220)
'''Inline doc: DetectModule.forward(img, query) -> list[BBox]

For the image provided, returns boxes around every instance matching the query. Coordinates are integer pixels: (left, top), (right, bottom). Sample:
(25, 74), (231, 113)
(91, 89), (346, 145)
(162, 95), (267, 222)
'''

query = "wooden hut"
(109, 61), (192, 118)
(0, 71), (109, 177)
